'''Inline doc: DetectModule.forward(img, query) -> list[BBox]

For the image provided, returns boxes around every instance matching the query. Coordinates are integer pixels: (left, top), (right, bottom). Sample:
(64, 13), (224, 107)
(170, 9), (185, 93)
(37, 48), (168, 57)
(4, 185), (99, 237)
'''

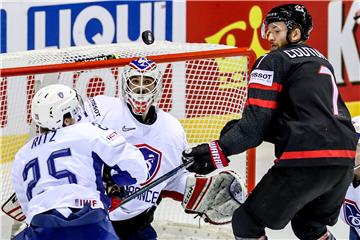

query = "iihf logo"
(343, 199), (360, 228)
(136, 144), (162, 185)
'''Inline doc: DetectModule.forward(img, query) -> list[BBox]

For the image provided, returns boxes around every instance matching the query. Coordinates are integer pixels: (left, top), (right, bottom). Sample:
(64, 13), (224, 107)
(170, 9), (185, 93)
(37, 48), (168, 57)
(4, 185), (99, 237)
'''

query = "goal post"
(0, 41), (256, 238)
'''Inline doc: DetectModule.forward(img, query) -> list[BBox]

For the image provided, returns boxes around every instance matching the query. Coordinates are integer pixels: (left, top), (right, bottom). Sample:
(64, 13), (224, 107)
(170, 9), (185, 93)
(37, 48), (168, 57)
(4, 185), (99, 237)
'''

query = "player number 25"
(22, 148), (77, 200)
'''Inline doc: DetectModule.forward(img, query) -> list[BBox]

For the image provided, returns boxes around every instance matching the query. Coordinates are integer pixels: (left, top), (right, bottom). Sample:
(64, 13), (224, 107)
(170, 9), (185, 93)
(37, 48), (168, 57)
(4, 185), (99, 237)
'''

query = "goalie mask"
(261, 4), (313, 41)
(122, 57), (163, 115)
(31, 84), (84, 130)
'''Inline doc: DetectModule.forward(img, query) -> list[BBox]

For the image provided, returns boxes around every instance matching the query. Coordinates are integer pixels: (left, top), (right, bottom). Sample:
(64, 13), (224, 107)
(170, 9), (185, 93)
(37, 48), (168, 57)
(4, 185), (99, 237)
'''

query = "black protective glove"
(182, 140), (230, 175)
(103, 166), (128, 199)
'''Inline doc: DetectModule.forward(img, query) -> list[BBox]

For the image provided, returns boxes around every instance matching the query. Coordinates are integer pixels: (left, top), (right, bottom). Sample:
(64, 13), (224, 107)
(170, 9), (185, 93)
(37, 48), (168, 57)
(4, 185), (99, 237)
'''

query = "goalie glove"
(182, 170), (246, 225)
(182, 140), (229, 175)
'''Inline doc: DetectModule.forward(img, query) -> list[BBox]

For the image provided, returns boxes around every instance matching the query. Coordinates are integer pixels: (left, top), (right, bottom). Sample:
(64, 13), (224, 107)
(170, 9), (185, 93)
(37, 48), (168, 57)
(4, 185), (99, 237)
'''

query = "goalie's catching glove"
(182, 170), (246, 224)
(182, 140), (229, 175)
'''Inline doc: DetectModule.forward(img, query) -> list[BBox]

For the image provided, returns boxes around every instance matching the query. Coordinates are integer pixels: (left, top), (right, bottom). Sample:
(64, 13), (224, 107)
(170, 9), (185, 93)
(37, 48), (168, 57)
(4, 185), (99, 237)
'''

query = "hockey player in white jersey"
(340, 116), (360, 240)
(83, 57), (247, 240)
(11, 84), (147, 240)
(83, 57), (190, 240)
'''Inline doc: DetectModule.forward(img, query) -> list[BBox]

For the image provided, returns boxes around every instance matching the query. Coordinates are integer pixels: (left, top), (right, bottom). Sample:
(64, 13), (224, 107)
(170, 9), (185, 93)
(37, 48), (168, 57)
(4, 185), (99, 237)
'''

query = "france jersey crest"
(136, 144), (162, 185)
(343, 199), (360, 229)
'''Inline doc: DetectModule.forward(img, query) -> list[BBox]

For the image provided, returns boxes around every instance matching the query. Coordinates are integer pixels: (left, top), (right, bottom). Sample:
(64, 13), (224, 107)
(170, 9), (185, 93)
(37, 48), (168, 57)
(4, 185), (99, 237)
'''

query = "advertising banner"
(0, 0), (359, 114)
(0, 1), (185, 52)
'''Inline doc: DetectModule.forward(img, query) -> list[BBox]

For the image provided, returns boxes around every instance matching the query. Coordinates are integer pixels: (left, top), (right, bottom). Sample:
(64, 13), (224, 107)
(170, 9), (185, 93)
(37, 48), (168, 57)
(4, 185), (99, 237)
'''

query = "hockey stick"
(109, 158), (194, 211)
(354, 163), (360, 170)
(114, 157), (360, 210)
(2, 158), (194, 219)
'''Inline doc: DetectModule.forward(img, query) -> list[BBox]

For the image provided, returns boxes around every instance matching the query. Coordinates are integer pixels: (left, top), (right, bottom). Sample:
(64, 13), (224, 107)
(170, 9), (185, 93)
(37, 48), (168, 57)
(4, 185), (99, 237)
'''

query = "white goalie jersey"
(84, 95), (190, 220)
(12, 122), (147, 224)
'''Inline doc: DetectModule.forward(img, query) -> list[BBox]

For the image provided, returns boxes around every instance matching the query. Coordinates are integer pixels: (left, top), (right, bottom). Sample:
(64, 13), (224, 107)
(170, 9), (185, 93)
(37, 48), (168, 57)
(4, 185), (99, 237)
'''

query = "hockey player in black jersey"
(182, 4), (358, 239)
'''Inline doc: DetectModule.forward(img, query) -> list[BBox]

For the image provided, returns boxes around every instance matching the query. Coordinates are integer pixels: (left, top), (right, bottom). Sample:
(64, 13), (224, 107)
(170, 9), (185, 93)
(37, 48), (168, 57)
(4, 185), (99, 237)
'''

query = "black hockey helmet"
(264, 4), (313, 41)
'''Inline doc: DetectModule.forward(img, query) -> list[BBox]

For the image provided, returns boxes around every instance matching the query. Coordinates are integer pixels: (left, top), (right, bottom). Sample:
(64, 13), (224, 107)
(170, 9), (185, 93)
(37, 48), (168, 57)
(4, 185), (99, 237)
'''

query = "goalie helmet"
(31, 84), (84, 130)
(122, 57), (163, 115)
(262, 4), (313, 41)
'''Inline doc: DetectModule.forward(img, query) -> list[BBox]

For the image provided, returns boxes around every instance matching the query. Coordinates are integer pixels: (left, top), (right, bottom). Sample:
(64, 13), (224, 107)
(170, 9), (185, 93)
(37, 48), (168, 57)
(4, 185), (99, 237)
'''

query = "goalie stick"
(109, 158), (195, 211)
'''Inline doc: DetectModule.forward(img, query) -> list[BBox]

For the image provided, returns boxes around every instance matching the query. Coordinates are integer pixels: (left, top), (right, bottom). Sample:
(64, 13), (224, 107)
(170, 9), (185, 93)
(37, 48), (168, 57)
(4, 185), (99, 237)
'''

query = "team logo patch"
(249, 69), (274, 86)
(136, 144), (162, 185)
(343, 199), (360, 228)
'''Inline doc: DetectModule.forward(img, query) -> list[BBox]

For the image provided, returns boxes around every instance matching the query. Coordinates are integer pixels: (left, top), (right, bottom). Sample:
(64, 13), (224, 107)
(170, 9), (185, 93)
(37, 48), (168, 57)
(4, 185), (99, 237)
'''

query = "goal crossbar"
(0, 47), (256, 77)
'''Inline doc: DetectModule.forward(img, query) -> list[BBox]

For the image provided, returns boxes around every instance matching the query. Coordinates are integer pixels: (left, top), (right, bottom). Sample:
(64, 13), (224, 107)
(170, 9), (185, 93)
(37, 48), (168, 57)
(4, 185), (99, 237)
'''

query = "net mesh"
(0, 41), (255, 238)
(1, 41), (232, 68)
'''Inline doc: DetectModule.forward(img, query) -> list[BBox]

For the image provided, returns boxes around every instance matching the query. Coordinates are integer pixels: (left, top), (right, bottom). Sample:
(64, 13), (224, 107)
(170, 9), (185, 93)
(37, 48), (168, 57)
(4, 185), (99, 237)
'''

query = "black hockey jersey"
(219, 43), (357, 167)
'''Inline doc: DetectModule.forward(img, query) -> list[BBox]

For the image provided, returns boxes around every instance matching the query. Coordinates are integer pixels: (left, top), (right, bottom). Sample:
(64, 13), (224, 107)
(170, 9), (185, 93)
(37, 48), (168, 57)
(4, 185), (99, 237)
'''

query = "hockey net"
(0, 41), (256, 239)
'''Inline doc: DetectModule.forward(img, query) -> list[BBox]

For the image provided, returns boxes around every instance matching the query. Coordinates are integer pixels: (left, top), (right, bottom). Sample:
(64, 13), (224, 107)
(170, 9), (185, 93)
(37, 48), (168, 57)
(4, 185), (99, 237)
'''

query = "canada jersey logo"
(343, 199), (360, 228)
(136, 144), (162, 185)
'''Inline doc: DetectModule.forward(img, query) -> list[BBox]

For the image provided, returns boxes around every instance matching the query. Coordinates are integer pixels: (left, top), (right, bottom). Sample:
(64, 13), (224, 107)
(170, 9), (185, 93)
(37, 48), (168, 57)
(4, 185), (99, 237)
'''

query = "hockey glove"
(182, 170), (246, 224)
(182, 140), (229, 175)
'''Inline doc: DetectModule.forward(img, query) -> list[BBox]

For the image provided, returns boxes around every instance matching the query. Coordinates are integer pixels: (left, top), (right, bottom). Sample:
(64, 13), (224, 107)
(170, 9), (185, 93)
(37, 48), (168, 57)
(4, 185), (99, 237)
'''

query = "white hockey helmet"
(352, 116), (360, 143)
(122, 57), (162, 115)
(31, 84), (84, 130)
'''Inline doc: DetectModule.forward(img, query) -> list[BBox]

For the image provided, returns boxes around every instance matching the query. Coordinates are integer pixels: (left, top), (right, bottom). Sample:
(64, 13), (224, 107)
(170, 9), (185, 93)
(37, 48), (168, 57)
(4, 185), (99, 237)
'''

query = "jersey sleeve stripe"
(246, 98), (278, 109)
(278, 150), (356, 160)
(249, 83), (283, 92)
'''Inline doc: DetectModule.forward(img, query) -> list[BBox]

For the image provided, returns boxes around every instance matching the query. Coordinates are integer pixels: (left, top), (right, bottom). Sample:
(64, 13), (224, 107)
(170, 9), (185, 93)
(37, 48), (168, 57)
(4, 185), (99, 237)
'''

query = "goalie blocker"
(182, 170), (246, 225)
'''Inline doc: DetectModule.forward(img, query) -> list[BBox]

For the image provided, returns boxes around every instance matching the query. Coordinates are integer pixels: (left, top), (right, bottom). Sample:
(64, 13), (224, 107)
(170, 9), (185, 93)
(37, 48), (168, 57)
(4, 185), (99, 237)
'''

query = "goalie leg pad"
(182, 170), (246, 224)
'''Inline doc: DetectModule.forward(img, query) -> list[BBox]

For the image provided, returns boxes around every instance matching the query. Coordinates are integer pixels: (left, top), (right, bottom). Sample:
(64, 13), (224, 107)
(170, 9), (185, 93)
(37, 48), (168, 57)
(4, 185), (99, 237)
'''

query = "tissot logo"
(27, 1), (174, 50)
(249, 69), (274, 86)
